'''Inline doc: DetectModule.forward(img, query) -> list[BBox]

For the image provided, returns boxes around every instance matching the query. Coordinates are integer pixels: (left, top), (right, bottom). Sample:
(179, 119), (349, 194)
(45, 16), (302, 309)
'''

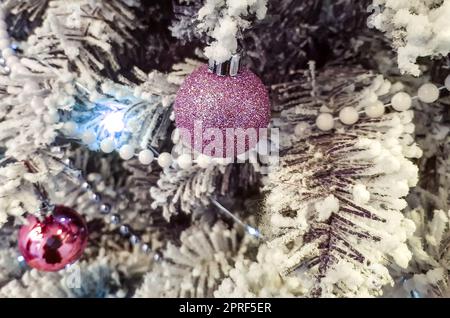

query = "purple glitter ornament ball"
(174, 65), (271, 158)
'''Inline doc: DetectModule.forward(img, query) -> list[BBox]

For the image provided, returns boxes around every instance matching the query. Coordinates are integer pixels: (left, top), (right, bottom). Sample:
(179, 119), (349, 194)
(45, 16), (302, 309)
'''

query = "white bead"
(294, 122), (309, 136)
(0, 21), (7, 31)
(365, 101), (385, 118)
(63, 121), (77, 135)
(177, 154), (192, 169)
(100, 138), (115, 153)
(316, 113), (334, 131)
(119, 144), (135, 160)
(196, 154), (211, 169)
(445, 75), (450, 91)
(157, 152), (173, 168)
(81, 130), (96, 145)
(391, 92), (412, 111)
(418, 83), (440, 103)
(138, 149), (154, 165)
(339, 107), (359, 125)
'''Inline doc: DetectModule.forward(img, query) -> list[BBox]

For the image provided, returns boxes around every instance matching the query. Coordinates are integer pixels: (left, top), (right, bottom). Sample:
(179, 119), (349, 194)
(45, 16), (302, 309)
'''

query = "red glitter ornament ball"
(18, 205), (88, 272)
(174, 65), (271, 158)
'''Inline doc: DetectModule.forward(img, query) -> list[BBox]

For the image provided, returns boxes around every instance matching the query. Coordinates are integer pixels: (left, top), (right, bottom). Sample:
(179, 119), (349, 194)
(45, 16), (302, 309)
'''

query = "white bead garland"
(81, 130), (96, 145)
(138, 149), (154, 165)
(177, 153), (192, 170)
(119, 144), (135, 160)
(365, 101), (385, 118)
(63, 121), (77, 135)
(196, 154), (211, 169)
(445, 75), (450, 91)
(313, 75), (448, 129)
(339, 107), (359, 125)
(316, 113), (334, 131)
(100, 138), (115, 153)
(418, 83), (440, 103)
(157, 152), (173, 168)
(391, 92), (412, 111)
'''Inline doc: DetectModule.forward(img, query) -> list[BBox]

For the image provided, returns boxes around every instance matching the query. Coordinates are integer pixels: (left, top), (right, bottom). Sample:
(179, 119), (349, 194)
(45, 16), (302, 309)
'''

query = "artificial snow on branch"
(135, 221), (251, 298)
(400, 208), (450, 297)
(22, 0), (143, 82)
(369, 0), (450, 76)
(214, 245), (305, 297)
(262, 66), (422, 297)
(0, 247), (152, 297)
(150, 159), (258, 221)
(194, 0), (268, 62)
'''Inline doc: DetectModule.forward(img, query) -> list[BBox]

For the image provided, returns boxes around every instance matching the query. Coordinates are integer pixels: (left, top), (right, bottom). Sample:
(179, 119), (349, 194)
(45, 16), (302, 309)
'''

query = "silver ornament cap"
(208, 53), (241, 77)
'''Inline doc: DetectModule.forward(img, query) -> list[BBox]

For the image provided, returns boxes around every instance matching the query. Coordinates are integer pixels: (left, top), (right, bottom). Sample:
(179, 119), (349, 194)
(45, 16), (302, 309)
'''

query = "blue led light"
(102, 110), (125, 134)
(60, 83), (170, 152)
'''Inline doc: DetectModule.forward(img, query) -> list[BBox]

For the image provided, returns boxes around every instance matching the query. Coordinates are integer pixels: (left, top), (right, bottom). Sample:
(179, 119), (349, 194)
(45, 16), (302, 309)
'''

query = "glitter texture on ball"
(18, 205), (88, 272)
(174, 65), (271, 158)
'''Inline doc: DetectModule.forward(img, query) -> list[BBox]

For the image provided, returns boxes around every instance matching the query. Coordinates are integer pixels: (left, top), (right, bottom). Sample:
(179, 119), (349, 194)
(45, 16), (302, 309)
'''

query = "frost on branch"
(22, 0), (143, 82)
(0, 248), (22, 287)
(0, 155), (66, 227)
(0, 247), (152, 298)
(369, 0), (450, 76)
(412, 75), (450, 211)
(214, 245), (305, 297)
(2, 0), (49, 39)
(61, 77), (175, 152)
(191, 0), (268, 62)
(263, 66), (421, 297)
(135, 221), (250, 298)
(398, 208), (450, 297)
(242, 0), (373, 85)
(150, 161), (258, 221)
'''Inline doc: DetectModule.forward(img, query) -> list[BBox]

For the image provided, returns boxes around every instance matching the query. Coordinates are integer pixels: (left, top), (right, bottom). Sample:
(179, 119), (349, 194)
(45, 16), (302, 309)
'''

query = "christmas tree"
(0, 0), (449, 298)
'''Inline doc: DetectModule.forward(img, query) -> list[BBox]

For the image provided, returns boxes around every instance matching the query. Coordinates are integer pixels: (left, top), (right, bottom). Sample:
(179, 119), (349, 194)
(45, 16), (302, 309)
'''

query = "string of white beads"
(176, 153), (192, 169)
(196, 154), (211, 168)
(365, 101), (385, 118)
(119, 144), (135, 160)
(100, 138), (115, 153)
(339, 106), (359, 125)
(138, 149), (154, 165)
(0, 9), (27, 77)
(445, 75), (450, 91)
(314, 77), (448, 131)
(157, 152), (173, 168)
(417, 83), (440, 103)
(316, 113), (334, 131)
(391, 92), (412, 111)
